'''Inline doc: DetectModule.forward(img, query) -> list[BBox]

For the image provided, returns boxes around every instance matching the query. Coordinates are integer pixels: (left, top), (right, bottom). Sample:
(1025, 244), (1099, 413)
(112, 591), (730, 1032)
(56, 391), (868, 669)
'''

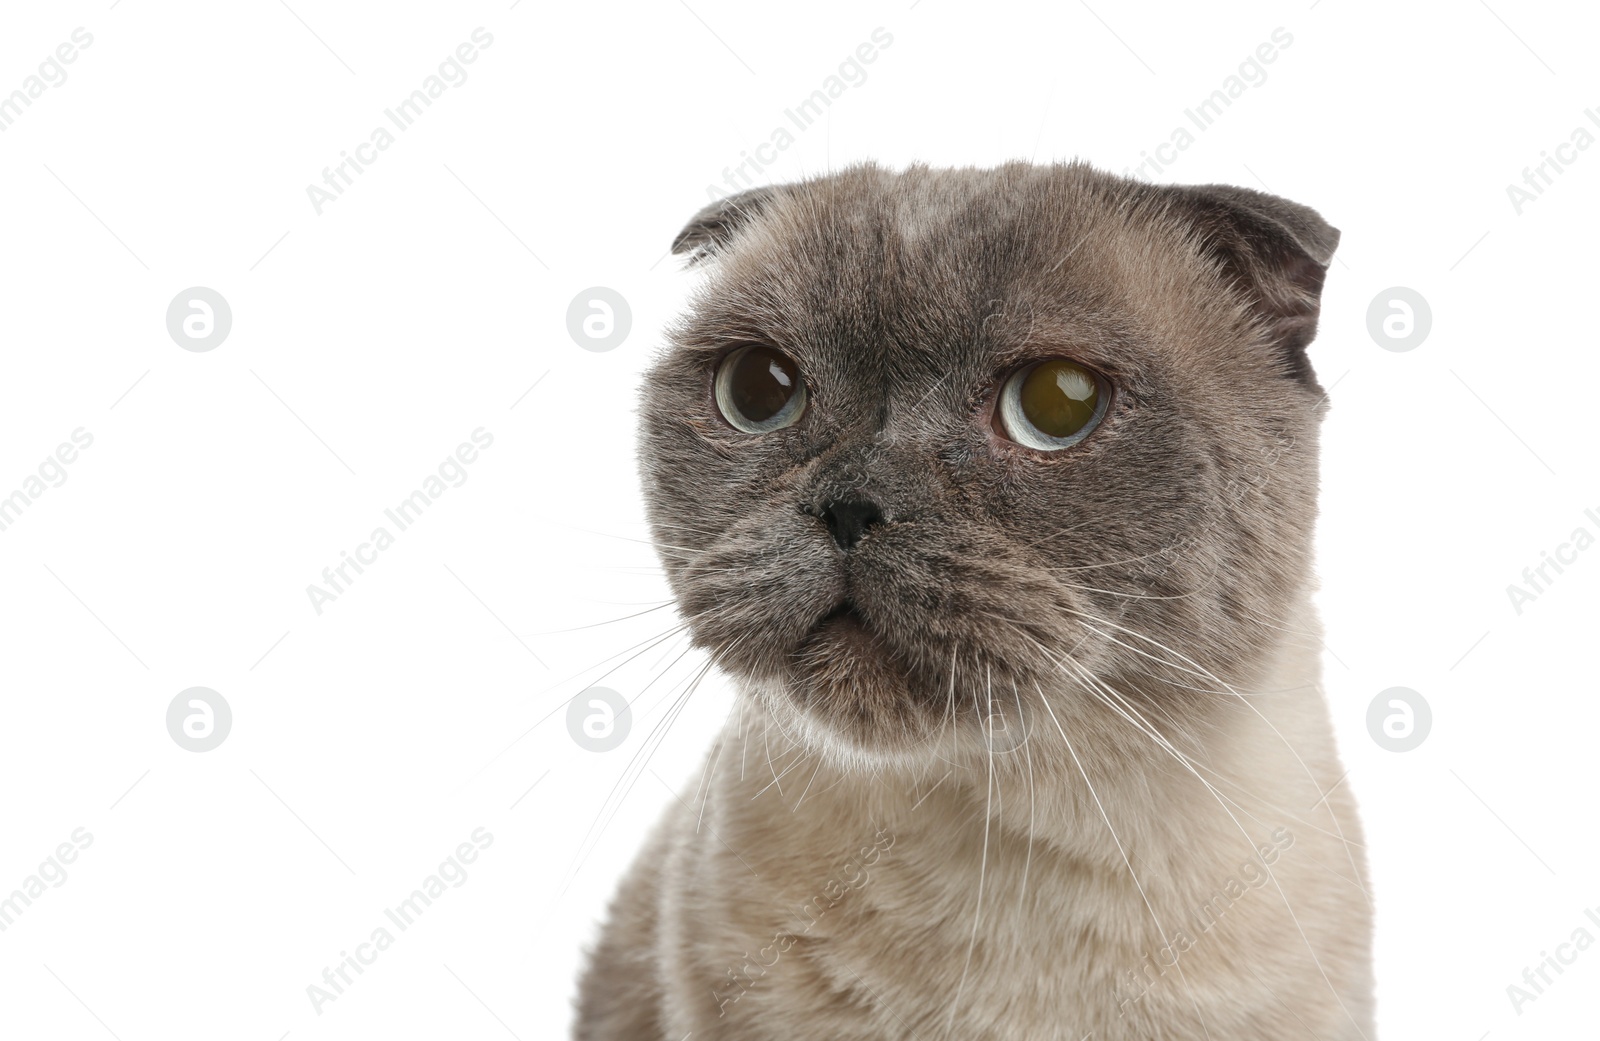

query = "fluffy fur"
(574, 161), (1373, 1040)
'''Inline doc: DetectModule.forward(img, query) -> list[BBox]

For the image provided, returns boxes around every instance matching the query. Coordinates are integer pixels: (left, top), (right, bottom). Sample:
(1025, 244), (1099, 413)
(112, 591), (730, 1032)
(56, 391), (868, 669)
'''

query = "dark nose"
(817, 498), (885, 551)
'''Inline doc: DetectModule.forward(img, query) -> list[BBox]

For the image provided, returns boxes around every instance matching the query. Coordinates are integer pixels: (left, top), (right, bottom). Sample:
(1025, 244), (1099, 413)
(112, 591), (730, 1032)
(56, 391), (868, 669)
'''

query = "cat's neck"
(716, 597), (1336, 899)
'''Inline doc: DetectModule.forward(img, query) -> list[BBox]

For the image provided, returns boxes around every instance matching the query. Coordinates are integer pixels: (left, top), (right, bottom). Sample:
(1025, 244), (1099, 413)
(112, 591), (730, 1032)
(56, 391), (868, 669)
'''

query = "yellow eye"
(997, 359), (1108, 450)
(715, 345), (807, 433)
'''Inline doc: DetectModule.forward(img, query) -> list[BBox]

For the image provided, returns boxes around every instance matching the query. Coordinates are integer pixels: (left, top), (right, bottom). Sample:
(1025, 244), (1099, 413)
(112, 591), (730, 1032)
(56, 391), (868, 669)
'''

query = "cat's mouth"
(804, 596), (879, 651)
(816, 598), (868, 631)
(760, 567), (1068, 760)
(799, 594), (885, 655)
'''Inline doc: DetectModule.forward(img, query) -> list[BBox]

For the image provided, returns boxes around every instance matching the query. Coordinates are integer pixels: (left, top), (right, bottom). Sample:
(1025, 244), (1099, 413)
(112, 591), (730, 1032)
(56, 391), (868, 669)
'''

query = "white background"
(0, 1), (1596, 1037)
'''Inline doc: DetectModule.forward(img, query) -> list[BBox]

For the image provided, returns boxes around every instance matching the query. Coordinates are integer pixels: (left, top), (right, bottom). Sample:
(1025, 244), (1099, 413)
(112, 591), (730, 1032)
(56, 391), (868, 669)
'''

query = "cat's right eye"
(714, 345), (808, 433)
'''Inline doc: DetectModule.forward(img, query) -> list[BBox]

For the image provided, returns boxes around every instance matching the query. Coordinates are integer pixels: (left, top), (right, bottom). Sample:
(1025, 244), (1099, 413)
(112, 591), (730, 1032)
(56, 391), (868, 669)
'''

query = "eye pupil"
(731, 349), (796, 422)
(1020, 361), (1099, 438)
(716, 345), (807, 432)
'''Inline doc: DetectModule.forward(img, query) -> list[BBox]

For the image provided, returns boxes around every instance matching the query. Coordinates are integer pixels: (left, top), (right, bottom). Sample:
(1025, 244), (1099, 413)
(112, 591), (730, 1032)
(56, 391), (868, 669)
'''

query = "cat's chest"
(676, 811), (1230, 1041)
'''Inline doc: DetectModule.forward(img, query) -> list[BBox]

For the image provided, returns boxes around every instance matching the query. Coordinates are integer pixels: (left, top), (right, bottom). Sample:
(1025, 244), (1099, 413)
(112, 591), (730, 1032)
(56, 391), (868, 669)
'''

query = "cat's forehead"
(751, 165), (1103, 278)
(698, 167), (1177, 385)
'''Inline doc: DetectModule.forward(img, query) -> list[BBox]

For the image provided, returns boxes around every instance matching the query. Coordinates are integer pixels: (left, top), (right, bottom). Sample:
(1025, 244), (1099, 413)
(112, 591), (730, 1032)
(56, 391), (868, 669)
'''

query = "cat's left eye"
(996, 359), (1109, 451)
(715, 345), (807, 433)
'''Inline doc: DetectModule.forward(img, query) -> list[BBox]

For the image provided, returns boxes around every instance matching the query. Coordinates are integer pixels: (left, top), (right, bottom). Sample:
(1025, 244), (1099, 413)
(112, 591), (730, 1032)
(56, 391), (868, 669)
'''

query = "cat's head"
(639, 162), (1338, 765)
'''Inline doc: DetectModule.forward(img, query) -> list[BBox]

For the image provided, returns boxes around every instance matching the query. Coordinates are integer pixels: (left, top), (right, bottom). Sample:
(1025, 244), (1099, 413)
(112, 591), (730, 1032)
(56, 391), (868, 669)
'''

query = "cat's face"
(639, 163), (1337, 763)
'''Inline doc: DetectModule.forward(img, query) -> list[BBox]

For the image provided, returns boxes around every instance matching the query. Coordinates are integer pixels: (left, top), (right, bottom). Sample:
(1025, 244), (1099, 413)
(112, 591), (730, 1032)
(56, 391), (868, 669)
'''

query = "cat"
(574, 161), (1373, 1040)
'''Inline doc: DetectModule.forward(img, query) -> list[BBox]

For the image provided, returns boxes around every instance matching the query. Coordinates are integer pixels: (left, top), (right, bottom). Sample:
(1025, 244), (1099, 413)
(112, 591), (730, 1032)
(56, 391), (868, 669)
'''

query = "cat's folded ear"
(671, 186), (780, 264)
(1163, 183), (1339, 387)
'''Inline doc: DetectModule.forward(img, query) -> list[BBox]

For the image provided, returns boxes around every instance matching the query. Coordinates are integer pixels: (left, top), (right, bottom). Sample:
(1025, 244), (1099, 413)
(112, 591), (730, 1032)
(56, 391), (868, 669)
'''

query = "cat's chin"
(736, 608), (1025, 768)
(789, 609), (928, 721)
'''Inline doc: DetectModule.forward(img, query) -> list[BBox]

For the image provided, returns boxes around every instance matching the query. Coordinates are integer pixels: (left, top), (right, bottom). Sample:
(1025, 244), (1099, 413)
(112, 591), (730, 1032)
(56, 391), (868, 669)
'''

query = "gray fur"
(575, 161), (1372, 1040)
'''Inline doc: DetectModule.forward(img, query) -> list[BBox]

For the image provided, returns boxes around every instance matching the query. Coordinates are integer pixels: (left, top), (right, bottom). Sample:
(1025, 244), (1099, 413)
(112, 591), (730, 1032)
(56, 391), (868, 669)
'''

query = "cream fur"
(577, 597), (1372, 1040)
(574, 163), (1373, 1039)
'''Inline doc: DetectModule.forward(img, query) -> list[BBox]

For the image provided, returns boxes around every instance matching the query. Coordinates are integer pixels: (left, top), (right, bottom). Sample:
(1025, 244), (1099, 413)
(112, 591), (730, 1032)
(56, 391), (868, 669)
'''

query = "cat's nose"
(816, 498), (885, 552)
